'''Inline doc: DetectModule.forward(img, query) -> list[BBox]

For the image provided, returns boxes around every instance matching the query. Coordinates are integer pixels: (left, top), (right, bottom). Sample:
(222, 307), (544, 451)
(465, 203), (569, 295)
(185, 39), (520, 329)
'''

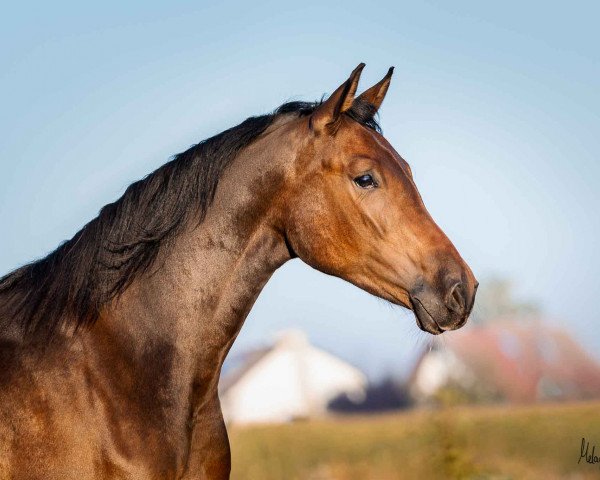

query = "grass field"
(229, 401), (600, 480)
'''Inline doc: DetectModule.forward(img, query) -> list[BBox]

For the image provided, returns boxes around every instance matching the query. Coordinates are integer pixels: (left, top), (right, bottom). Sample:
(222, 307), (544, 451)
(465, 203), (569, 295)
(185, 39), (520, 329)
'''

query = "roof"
(220, 330), (365, 395)
(219, 346), (272, 394)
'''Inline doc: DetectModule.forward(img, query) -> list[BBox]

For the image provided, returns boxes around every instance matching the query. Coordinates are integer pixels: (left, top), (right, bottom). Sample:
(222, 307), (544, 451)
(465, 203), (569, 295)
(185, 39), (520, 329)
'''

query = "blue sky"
(1, 1), (598, 376)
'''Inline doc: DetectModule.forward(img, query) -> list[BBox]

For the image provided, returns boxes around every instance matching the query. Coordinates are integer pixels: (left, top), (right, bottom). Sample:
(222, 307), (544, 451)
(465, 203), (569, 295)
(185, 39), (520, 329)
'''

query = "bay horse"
(0, 64), (477, 479)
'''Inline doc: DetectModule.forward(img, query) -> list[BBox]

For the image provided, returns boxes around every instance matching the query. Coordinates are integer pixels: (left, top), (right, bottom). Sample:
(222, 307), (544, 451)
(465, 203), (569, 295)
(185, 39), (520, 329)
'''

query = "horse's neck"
(87, 121), (296, 406)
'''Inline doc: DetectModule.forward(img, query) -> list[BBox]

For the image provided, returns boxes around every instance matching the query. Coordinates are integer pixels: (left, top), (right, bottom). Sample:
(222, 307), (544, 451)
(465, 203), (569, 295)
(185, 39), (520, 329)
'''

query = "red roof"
(431, 318), (600, 403)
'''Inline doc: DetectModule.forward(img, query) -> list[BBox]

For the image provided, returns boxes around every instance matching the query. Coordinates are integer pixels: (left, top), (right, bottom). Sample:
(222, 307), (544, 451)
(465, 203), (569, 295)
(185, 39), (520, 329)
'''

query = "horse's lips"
(411, 296), (444, 335)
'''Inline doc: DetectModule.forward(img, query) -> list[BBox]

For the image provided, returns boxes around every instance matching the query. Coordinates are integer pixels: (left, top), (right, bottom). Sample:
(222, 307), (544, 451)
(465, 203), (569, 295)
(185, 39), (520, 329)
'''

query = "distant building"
(219, 330), (367, 425)
(409, 319), (600, 404)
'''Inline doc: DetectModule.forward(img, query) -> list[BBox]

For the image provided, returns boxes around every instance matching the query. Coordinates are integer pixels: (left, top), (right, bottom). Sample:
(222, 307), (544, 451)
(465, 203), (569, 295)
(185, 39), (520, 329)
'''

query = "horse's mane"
(0, 99), (380, 339)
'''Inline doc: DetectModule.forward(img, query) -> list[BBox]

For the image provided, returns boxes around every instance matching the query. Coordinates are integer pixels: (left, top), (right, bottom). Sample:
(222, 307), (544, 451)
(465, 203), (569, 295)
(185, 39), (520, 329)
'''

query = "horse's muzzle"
(410, 279), (478, 335)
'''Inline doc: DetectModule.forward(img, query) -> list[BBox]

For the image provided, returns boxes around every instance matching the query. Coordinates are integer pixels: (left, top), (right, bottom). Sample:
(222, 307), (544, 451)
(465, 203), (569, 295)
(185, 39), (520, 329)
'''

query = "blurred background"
(1, 1), (599, 478)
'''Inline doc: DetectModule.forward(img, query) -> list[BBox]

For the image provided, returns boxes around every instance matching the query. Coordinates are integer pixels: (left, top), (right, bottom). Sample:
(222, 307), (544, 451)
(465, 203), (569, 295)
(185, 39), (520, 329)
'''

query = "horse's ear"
(354, 66), (394, 113)
(311, 63), (365, 133)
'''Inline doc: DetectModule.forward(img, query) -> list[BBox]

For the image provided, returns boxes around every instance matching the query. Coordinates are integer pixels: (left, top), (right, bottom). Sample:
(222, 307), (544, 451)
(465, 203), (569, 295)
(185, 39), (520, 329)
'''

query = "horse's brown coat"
(0, 65), (476, 479)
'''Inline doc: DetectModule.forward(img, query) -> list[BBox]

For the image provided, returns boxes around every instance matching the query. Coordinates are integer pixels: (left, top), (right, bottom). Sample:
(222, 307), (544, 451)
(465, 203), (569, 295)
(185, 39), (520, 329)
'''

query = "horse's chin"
(411, 297), (444, 335)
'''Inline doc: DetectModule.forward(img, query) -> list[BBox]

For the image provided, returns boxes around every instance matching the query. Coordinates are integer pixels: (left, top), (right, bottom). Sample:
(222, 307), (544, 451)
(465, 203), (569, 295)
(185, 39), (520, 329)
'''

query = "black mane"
(0, 99), (381, 339)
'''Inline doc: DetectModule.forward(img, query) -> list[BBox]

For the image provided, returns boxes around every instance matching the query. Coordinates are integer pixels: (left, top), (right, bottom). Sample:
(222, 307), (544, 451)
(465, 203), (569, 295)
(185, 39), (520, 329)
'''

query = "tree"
(472, 277), (540, 324)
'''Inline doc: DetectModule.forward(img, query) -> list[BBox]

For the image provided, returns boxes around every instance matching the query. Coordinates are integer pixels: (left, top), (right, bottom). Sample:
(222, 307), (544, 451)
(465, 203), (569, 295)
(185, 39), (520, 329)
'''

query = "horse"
(0, 64), (477, 479)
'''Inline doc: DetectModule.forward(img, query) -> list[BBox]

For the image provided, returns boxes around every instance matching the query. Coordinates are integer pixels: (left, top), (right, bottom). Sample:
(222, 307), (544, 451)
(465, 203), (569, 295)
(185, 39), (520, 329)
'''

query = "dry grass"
(229, 401), (600, 480)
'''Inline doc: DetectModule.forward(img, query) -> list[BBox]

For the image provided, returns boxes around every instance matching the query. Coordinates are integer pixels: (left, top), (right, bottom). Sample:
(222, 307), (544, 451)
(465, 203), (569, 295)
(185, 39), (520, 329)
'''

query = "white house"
(219, 330), (367, 425)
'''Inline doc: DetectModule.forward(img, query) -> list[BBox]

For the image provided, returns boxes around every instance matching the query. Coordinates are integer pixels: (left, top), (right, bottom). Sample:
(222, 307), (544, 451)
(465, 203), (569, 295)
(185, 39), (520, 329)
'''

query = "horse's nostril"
(447, 282), (466, 313)
(452, 284), (463, 305)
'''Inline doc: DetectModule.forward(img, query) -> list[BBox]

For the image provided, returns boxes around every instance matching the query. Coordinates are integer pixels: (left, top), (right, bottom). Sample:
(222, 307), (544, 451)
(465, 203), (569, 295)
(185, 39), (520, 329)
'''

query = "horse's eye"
(353, 173), (378, 189)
